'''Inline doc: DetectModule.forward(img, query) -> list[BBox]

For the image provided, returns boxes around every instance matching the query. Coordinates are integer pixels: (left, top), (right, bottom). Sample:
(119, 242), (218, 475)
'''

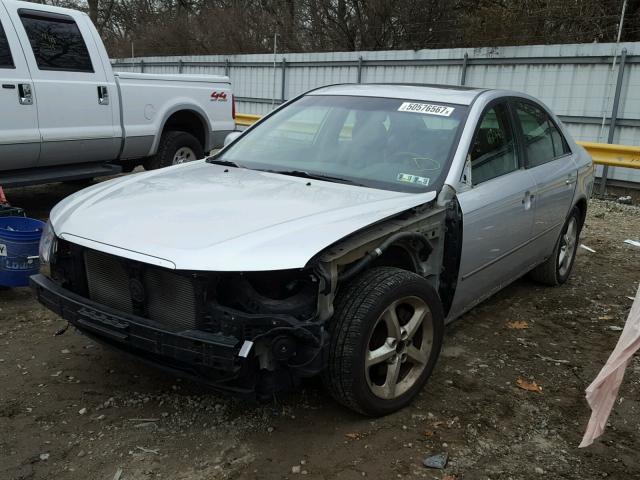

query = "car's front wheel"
(530, 206), (581, 286)
(323, 267), (444, 416)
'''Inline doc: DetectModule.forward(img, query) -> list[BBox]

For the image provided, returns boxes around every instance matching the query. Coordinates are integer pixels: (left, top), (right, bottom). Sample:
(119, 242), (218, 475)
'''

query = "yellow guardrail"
(235, 113), (640, 170)
(577, 141), (640, 170)
(235, 113), (262, 127)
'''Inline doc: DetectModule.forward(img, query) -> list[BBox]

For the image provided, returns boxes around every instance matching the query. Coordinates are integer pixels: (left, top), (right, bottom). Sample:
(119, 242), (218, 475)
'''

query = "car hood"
(50, 161), (437, 271)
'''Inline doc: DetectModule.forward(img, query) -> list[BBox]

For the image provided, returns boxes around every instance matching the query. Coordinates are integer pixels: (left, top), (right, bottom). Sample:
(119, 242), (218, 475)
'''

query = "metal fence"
(112, 42), (640, 186)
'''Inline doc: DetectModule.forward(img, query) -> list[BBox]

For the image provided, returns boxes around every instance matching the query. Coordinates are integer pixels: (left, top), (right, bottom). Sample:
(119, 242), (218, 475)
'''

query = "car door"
(0, 10), (39, 171)
(512, 100), (577, 259)
(449, 100), (538, 318)
(8, 6), (119, 167)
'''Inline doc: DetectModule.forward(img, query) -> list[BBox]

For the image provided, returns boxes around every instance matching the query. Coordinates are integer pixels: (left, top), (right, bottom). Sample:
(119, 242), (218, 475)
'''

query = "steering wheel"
(390, 151), (441, 173)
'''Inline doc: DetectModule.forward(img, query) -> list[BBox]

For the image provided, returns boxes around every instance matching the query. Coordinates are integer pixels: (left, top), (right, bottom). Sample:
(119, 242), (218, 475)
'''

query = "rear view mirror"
(224, 131), (242, 147)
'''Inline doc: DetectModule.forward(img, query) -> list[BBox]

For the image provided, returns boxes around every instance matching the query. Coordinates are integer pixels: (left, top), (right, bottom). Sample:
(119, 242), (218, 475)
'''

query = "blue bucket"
(0, 217), (45, 287)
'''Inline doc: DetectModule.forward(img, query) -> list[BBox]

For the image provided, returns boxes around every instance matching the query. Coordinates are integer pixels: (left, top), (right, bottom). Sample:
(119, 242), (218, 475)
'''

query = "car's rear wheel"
(144, 131), (204, 170)
(323, 267), (444, 416)
(530, 206), (581, 286)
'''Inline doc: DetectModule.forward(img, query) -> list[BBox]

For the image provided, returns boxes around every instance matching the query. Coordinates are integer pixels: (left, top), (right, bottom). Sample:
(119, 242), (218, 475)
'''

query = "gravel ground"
(1, 182), (639, 480)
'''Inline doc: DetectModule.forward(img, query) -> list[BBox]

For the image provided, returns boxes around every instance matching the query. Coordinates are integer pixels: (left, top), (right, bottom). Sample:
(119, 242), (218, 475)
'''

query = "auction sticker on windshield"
(397, 173), (430, 186)
(398, 102), (454, 116)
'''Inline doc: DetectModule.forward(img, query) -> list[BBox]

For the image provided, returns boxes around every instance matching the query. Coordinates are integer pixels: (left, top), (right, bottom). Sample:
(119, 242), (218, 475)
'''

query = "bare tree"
(23, 0), (640, 57)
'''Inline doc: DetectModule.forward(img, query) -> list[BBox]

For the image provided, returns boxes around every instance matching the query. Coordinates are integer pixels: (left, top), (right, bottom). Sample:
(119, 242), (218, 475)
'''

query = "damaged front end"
(31, 196), (457, 399)
(31, 239), (327, 398)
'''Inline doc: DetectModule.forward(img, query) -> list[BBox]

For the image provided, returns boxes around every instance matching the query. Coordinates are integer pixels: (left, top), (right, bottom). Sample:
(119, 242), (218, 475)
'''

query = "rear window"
(19, 10), (93, 73)
(0, 20), (14, 69)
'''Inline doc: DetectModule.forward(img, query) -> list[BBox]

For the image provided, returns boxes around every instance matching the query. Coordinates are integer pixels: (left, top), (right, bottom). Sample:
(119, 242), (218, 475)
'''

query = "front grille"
(83, 249), (197, 331)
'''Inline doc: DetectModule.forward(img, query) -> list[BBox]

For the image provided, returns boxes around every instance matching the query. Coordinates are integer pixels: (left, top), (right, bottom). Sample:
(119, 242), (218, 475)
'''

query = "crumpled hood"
(50, 161), (436, 271)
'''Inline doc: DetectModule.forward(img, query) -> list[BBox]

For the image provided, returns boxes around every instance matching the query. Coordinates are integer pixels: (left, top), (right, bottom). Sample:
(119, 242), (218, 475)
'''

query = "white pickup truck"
(0, 0), (235, 187)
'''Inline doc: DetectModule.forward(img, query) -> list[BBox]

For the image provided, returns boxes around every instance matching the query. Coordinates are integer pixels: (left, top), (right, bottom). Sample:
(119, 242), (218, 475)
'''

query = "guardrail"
(576, 141), (640, 170)
(234, 113), (640, 171)
(235, 113), (262, 127)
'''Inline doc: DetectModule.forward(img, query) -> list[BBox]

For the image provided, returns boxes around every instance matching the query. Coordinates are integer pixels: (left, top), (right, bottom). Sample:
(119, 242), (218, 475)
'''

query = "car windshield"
(213, 94), (469, 192)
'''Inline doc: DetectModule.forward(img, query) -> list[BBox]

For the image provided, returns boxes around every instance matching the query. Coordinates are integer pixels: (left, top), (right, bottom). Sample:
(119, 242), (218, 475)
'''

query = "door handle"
(18, 83), (33, 105)
(97, 86), (109, 105)
(522, 191), (534, 210)
(2, 84), (16, 89)
(565, 178), (576, 185)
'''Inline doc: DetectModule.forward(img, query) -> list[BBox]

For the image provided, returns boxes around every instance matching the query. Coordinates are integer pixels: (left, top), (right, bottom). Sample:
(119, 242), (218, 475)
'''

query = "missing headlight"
(218, 270), (317, 319)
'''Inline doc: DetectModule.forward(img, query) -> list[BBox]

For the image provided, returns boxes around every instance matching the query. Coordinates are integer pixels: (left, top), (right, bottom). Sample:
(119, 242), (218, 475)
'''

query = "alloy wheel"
(365, 296), (434, 400)
(558, 216), (578, 277)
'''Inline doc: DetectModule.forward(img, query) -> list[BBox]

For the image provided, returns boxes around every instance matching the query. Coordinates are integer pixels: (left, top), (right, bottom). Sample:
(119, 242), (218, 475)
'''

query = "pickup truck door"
(449, 100), (537, 319)
(0, 10), (39, 171)
(7, 6), (119, 167)
(512, 100), (577, 260)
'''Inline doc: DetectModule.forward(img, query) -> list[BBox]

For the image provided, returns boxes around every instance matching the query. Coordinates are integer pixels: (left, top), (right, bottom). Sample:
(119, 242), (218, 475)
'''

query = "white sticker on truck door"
(0, 244), (6, 256)
(398, 102), (454, 116)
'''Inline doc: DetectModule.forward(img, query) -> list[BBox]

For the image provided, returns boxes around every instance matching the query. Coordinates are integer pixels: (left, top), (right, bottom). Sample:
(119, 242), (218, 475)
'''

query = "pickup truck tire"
(323, 267), (444, 416)
(145, 131), (204, 170)
(529, 206), (581, 286)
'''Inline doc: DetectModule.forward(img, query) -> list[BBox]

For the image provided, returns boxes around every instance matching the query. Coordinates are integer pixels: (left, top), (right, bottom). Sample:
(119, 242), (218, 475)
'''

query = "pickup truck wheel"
(529, 207), (581, 286)
(145, 131), (204, 170)
(323, 267), (444, 416)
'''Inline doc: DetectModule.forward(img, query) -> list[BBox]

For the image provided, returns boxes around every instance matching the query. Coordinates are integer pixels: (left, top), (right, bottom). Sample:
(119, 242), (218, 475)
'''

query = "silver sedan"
(34, 84), (595, 415)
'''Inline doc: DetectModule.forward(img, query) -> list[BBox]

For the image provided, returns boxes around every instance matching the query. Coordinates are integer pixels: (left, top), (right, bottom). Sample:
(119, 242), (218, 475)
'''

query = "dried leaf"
(598, 315), (613, 321)
(516, 378), (543, 393)
(424, 430), (435, 437)
(442, 475), (458, 480)
(507, 320), (529, 329)
(432, 421), (446, 428)
(344, 432), (360, 439)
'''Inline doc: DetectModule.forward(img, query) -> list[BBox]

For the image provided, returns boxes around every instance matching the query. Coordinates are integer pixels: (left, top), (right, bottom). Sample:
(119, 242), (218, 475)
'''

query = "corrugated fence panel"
(112, 41), (640, 184)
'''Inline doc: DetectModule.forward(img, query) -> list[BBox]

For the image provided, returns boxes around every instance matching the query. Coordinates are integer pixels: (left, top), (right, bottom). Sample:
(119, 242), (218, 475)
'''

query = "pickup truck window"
(0, 20), (14, 69)
(18, 10), (93, 73)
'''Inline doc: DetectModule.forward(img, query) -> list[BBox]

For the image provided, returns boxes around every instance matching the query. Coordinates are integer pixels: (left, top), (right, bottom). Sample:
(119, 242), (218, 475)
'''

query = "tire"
(529, 206), (581, 286)
(144, 131), (204, 170)
(323, 267), (444, 416)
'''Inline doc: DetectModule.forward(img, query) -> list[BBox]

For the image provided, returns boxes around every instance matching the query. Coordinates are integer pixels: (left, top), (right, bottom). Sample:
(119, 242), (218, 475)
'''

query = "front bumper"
(30, 274), (254, 394)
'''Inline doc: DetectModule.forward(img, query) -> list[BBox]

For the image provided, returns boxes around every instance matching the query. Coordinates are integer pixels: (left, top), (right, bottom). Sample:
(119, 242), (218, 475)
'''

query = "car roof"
(309, 83), (487, 106)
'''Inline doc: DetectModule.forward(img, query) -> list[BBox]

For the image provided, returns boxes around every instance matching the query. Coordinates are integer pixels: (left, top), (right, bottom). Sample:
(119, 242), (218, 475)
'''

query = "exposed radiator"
(84, 249), (197, 331)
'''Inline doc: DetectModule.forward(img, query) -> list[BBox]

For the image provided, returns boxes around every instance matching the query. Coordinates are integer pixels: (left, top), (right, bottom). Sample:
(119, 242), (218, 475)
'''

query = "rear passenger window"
(470, 103), (519, 185)
(515, 102), (570, 168)
(19, 10), (93, 73)
(0, 21), (14, 69)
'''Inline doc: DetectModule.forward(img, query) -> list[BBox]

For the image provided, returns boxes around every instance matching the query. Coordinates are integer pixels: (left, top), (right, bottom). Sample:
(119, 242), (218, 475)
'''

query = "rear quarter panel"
(116, 74), (234, 157)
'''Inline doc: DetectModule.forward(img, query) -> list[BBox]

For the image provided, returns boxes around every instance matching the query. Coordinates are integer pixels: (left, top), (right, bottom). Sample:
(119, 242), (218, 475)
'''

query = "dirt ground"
(1, 181), (639, 480)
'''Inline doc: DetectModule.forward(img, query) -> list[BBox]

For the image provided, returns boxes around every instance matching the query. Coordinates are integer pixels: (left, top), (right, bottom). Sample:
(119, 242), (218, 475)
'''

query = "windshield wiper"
(258, 169), (367, 187)
(206, 158), (243, 168)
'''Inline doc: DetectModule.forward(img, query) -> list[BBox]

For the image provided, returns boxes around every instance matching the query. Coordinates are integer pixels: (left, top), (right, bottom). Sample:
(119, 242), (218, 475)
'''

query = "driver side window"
(470, 103), (519, 185)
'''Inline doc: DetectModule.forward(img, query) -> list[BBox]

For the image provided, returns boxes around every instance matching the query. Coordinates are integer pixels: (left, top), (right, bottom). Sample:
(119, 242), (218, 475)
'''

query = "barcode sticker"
(398, 102), (454, 116)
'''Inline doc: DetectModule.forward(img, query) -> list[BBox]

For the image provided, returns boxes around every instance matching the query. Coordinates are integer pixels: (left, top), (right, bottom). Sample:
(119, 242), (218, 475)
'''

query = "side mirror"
(224, 131), (242, 147)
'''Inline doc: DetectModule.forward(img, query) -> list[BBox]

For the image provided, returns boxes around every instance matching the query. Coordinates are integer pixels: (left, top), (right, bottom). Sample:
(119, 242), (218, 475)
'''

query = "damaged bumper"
(30, 274), (266, 395)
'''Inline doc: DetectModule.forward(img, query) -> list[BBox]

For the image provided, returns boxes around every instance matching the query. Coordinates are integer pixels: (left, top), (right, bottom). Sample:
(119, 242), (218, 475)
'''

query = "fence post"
(357, 56), (363, 83)
(178, 59), (183, 74)
(281, 58), (287, 102)
(140, 59), (145, 73)
(225, 58), (230, 77)
(599, 48), (627, 196)
(460, 53), (469, 86)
